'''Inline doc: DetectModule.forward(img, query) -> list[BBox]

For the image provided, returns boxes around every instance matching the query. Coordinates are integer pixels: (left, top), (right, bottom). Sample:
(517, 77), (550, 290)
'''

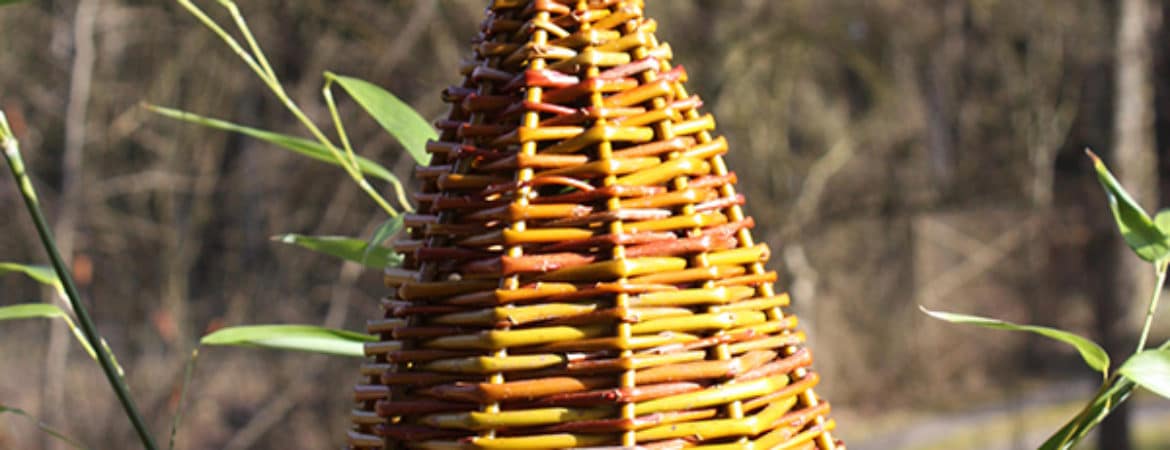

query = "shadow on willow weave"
(349, 1), (842, 449)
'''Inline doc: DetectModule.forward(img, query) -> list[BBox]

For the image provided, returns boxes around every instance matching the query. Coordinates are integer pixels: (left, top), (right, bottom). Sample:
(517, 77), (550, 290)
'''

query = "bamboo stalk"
(1, 112), (159, 450)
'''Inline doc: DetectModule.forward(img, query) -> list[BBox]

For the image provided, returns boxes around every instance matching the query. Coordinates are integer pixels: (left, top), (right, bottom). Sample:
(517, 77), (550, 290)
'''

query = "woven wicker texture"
(349, 1), (841, 448)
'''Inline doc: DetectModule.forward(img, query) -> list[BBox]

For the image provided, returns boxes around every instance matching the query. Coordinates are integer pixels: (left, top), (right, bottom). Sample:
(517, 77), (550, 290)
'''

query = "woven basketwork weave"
(348, 1), (842, 448)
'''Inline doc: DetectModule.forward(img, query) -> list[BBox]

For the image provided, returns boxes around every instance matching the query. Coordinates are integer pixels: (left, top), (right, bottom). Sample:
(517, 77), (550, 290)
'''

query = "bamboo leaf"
(273, 233), (403, 268)
(1155, 209), (1170, 235)
(0, 303), (98, 363)
(1119, 349), (1170, 399)
(363, 216), (404, 264)
(325, 72), (435, 166)
(0, 404), (87, 449)
(1087, 149), (1170, 262)
(199, 324), (375, 357)
(0, 276), (124, 374)
(920, 306), (1109, 373)
(144, 103), (397, 182)
(0, 262), (64, 296)
(0, 303), (68, 321)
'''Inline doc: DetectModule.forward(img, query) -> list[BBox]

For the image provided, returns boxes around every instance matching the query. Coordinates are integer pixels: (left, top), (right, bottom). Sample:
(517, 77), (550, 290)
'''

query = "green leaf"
(0, 0), (29, 6)
(144, 103), (397, 182)
(364, 216), (404, 265)
(1087, 150), (1170, 262)
(325, 72), (435, 166)
(0, 404), (87, 449)
(0, 262), (64, 296)
(0, 303), (98, 362)
(1155, 209), (1170, 235)
(1119, 349), (1170, 399)
(273, 233), (403, 268)
(920, 306), (1109, 373)
(199, 324), (376, 357)
(0, 303), (69, 321)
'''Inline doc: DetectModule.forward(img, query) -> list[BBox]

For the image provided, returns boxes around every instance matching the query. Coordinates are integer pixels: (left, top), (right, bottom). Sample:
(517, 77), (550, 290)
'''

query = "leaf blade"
(920, 306), (1110, 373)
(273, 233), (403, 268)
(0, 303), (67, 321)
(1119, 349), (1170, 399)
(1087, 149), (1170, 262)
(1155, 209), (1170, 235)
(325, 72), (435, 166)
(0, 262), (64, 296)
(144, 104), (396, 182)
(199, 324), (376, 357)
(0, 404), (88, 449)
(0, 303), (98, 362)
(363, 216), (404, 265)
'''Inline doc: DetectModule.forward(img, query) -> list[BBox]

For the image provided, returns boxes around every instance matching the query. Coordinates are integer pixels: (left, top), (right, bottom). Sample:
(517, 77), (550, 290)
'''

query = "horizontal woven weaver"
(349, 1), (842, 449)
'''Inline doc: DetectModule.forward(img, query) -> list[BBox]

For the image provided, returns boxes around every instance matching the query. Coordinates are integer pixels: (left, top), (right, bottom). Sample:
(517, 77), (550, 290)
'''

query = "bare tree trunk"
(919, 0), (965, 194)
(1099, 0), (1161, 447)
(42, 1), (98, 448)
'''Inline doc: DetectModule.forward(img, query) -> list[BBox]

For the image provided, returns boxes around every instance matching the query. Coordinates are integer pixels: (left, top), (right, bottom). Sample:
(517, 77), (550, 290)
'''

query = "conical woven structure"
(349, 1), (841, 448)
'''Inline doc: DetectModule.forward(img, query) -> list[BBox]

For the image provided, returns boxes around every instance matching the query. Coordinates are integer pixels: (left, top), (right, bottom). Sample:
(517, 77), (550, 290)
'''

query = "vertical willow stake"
(0, 112), (159, 450)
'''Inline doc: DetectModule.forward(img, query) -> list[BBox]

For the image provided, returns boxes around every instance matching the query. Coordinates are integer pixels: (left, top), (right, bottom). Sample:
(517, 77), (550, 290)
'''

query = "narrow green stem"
(1, 117), (159, 450)
(1049, 262), (1170, 448)
(218, 0), (277, 81)
(261, 73), (400, 216)
(168, 348), (200, 450)
(174, 0), (266, 80)
(1054, 373), (1117, 448)
(0, 404), (87, 449)
(320, 78), (403, 217)
(262, 70), (400, 216)
(176, 0), (398, 217)
(321, 78), (364, 178)
(387, 175), (415, 213)
(283, 102), (400, 216)
(1136, 260), (1169, 351)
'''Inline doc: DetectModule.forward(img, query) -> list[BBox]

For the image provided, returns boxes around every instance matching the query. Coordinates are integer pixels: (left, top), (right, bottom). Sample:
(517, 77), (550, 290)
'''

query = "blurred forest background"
(2, 0), (1170, 449)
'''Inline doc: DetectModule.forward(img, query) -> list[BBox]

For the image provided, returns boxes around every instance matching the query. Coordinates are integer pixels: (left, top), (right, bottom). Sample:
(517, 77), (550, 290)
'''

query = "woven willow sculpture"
(349, 1), (841, 448)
